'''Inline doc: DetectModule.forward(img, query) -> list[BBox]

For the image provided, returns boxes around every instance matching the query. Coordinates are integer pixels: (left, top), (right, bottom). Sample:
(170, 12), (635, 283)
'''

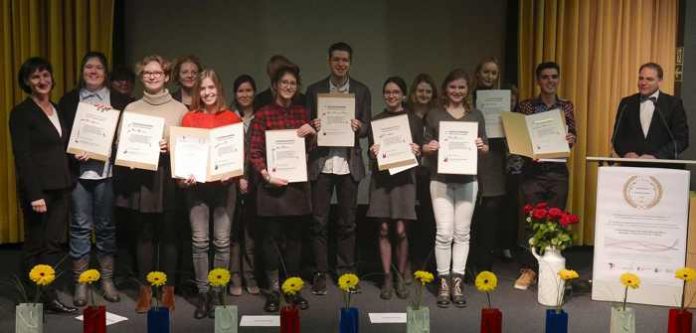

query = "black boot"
(208, 289), (221, 318)
(44, 289), (78, 314)
(193, 292), (208, 319)
(394, 272), (410, 299)
(263, 270), (280, 312)
(379, 273), (393, 300)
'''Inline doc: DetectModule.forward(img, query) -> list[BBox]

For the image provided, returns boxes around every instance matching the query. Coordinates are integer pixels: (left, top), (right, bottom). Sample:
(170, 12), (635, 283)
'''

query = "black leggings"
(136, 211), (179, 285)
(261, 216), (304, 276)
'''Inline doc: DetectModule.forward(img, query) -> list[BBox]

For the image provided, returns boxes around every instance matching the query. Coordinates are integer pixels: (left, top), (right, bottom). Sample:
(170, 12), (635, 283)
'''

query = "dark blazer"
(58, 89), (134, 183)
(612, 91), (689, 159)
(305, 76), (371, 182)
(9, 97), (72, 202)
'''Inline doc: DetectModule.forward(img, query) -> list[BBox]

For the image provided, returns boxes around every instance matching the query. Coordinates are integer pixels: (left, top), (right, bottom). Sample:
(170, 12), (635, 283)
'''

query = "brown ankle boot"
(135, 285), (152, 313)
(160, 285), (175, 311)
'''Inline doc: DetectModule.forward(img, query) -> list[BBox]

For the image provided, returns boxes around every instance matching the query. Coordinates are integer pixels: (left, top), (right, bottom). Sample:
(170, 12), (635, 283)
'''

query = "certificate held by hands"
(476, 90), (510, 138)
(371, 114), (417, 171)
(501, 109), (570, 159)
(114, 112), (164, 171)
(437, 121), (478, 175)
(266, 129), (307, 183)
(169, 123), (245, 183)
(66, 102), (121, 161)
(317, 93), (355, 147)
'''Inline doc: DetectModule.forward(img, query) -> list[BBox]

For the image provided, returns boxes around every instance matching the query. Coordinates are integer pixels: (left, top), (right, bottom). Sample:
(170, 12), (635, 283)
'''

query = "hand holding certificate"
(67, 102), (121, 161)
(501, 109), (570, 159)
(114, 112), (165, 171)
(266, 129), (308, 183)
(476, 90), (510, 138)
(437, 121), (478, 175)
(371, 114), (417, 171)
(169, 123), (245, 183)
(317, 93), (355, 147)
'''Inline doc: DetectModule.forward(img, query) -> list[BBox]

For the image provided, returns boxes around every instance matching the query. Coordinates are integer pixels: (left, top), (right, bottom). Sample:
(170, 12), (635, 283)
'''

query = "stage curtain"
(0, 0), (114, 244)
(519, 0), (678, 245)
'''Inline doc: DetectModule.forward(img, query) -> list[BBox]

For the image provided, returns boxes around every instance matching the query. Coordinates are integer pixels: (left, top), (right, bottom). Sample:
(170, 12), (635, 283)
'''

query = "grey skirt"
(366, 168), (417, 220)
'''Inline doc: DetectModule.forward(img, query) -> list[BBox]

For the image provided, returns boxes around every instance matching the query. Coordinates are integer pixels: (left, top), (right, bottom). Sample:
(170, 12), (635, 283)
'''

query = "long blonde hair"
(191, 69), (228, 112)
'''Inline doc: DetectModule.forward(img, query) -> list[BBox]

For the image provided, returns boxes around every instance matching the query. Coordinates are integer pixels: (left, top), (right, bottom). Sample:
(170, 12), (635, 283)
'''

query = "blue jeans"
(69, 179), (116, 259)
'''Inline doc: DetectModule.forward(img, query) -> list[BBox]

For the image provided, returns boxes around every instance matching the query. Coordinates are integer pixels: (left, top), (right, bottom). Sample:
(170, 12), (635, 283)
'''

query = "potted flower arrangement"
(475, 271), (501, 333)
(610, 272), (639, 333)
(280, 277), (304, 333)
(668, 267), (695, 333)
(146, 271), (170, 333)
(15, 264), (56, 333)
(545, 269), (579, 333)
(208, 268), (237, 333)
(408, 270), (433, 333)
(78, 269), (105, 333)
(337, 273), (360, 333)
(524, 203), (579, 306)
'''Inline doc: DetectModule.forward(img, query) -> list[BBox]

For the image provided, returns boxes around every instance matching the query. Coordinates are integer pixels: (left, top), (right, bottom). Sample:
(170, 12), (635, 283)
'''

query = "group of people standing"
(11, 40), (684, 319)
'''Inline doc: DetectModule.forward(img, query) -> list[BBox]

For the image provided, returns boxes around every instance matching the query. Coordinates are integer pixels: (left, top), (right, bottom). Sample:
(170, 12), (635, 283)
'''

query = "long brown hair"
(441, 68), (473, 112)
(407, 73), (439, 109)
(473, 57), (501, 90)
(191, 69), (228, 112)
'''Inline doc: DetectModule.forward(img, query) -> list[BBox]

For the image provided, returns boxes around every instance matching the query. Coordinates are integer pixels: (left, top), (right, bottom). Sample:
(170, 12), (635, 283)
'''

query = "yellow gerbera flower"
(29, 264), (55, 286)
(146, 271), (167, 287)
(78, 269), (101, 284)
(475, 271), (498, 293)
(338, 273), (360, 292)
(281, 277), (304, 296)
(620, 273), (640, 289)
(558, 269), (579, 281)
(413, 270), (434, 285)
(675, 267), (696, 282)
(208, 268), (231, 287)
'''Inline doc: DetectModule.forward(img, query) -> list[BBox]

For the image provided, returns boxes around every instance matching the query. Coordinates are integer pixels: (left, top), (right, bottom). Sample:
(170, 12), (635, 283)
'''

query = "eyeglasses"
(142, 71), (164, 79)
(279, 80), (297, 87)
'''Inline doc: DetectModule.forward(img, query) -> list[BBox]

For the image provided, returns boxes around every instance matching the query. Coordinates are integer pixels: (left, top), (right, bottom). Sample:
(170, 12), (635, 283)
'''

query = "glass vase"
(667, 308), (692, 333)
(339, 307), (359, 333)
(15, 303), (43, 333)
(609, 306), (635, 333)
(544, 309), (568, 333)
(147, 306), (171, 333)
(83, 305), (106, 333)
(280, 305), (300, 333)
(214, 305), (238, 333)
(480, 308), (502, 333)
(407, 306), (430, 333)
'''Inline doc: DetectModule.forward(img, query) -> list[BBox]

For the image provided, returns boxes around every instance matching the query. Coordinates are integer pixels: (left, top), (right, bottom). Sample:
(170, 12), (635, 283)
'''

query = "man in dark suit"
(305, 42), (371, 295)
(612, 62), (689, 159)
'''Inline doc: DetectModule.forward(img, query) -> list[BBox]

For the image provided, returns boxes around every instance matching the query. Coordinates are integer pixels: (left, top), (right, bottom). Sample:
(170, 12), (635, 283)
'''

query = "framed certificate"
(169, 123), (245, 183)
(66, 102), (121, 161)
(476, 90), (510, 138)
(114, 112), (164, 171)
(371, 114), (417, 171)
(437, 121), (478, 175)
(265, 129), (307, 183)
(501, 109), (570, 159)
(317, 93), (355, 147)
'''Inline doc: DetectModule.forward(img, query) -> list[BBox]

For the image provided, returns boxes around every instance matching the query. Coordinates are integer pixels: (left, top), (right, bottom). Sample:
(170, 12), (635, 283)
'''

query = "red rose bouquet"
(523, 202), (579, 254)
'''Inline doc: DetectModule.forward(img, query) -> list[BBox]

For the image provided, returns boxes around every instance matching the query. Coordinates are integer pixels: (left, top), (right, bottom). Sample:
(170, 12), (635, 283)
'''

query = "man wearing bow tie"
(612, 63), (689, 159)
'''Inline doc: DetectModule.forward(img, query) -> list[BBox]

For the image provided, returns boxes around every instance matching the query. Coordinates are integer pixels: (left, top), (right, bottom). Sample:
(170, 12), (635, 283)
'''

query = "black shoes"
(193, 292), (209, 319)
(264, 291), (280, 313)
(287, 293), (309, 310)
(45, 298), (78, 314)
(311, 272), (328, 295)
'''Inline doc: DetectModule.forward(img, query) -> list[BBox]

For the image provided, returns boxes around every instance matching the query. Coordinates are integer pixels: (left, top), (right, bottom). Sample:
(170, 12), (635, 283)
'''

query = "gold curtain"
(0, 0), (114, 243)
(519, 0), (678, 244)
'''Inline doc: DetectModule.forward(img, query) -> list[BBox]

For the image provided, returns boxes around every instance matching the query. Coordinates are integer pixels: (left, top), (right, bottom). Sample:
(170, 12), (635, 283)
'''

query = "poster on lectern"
(592, 166), (689, 306)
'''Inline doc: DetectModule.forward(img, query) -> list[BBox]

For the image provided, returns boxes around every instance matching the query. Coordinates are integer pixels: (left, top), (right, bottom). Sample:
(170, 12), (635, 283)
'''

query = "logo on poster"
(622, 175), (663, 209)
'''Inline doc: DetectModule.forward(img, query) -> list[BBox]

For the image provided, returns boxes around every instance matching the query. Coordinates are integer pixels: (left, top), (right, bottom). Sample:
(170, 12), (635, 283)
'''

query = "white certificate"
(476, 90), (510, 138)
(208, 123), (245, 181)
(592, 167), (689, 306)
(114, 112), (164, 171)
(66, 102), (121, 161)
(501, 109), (569, 159)
(371, 114), (417, 171)
(169, 123), (245, 183)
(266, 129), (307, 183)
(317, 93), (355, 147)
(437, 121), (478, 175)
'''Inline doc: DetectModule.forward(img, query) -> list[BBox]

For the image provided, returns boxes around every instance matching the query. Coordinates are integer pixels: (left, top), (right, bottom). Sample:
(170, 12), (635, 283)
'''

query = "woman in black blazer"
(9, 57), (77, 314)
(58, 51), (133, 307)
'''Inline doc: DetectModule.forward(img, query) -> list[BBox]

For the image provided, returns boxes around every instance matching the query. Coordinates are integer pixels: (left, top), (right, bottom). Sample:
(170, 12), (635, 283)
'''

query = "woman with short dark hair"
(10, 57), (77, 314)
